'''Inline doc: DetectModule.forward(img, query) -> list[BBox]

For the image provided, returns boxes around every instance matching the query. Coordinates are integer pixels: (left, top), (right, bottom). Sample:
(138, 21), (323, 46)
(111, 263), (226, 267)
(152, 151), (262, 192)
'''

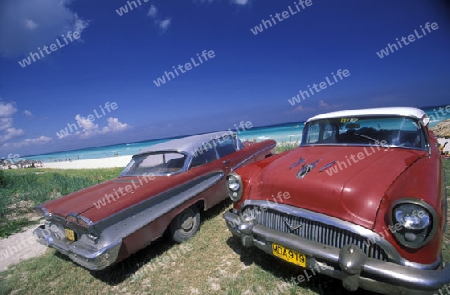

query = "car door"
(214, 134), (240, 173)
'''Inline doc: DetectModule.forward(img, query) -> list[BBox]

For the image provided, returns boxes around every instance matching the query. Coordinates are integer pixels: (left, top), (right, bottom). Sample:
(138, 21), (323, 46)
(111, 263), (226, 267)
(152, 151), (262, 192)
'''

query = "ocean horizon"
(19, 106), (450, 162)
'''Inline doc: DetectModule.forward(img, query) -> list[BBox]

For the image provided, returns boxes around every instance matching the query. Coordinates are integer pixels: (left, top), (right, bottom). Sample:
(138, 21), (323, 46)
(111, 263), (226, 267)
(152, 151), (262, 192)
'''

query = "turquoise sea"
(24, 106), (450, 162)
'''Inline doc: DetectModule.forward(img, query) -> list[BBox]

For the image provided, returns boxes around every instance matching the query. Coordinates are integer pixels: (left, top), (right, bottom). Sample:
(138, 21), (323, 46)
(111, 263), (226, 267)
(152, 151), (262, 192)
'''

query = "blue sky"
(0, 0), (449, 157)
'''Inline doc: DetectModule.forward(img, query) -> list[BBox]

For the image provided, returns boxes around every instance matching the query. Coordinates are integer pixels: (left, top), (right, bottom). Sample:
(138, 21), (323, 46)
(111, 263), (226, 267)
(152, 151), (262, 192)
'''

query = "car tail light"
(66, 213), (92, 229)
(77, 216), (93, 228)
(66, 214), (78, 224)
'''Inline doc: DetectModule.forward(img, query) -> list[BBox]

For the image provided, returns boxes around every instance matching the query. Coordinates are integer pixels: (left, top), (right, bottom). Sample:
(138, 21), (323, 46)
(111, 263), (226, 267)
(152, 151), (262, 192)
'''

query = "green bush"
(0, 169), (6, 187)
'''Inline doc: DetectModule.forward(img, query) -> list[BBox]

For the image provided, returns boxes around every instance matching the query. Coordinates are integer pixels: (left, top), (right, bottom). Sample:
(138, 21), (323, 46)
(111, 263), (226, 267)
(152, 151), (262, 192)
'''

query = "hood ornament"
(297, 158), (321, 179)
(283, 217), (302, 231)
(289, 157), (305, 170)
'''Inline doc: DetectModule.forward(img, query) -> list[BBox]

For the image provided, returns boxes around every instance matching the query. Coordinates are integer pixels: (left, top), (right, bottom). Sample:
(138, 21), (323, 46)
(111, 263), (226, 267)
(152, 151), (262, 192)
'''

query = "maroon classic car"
(33, 131), (275, 270)
(224, 107), (450, 294)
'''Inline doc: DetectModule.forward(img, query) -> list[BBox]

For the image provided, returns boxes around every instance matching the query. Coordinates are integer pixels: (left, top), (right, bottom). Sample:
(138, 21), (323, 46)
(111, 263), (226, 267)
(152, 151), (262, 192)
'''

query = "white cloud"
(146, 5), (171, 34)
(0, 118), (13, 131)
(102, 117), (129, 133)
(0, 100), (22, 141)
(289, 105), (315, 113)
(74, 114), (99, 138)
(72, 13), (89, 38)
(158, 19), (172, 33)
(1, 135), (51, 149)
(0, 127), (24, 142)
(21, 19), (39, 30)
(231, 0), (251, 5)
(144, 0), (248, 35)
(195, 0), (252, 5)
(75, 114), (98, 132)
(0, 101), (17, 117)
(24, 110), (33, 118)
(0, 0), (89, 58)
(147, 5), (158, 17)
(319, 100), (330, 108)
(68, 116), (130, 139)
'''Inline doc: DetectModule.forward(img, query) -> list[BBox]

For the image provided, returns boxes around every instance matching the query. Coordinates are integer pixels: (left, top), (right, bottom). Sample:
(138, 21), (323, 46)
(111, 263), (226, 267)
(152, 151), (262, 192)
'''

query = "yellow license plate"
(65, 228), (76, 241)
(272, 243), (306, 267)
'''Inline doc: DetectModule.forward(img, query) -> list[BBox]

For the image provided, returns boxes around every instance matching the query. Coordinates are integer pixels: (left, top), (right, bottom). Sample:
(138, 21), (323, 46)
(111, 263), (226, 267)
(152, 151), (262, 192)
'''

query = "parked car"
(34, 131), (275, 270)
(224, 107), (449, 295)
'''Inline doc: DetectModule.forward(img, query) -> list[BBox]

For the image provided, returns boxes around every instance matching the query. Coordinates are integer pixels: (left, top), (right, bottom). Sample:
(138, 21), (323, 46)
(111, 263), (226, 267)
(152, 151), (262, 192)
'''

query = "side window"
(190, 141), (217, 168)
(306, 123), (320, 144)
(236, 137), (244, 150)
(215, 135), (237, 158)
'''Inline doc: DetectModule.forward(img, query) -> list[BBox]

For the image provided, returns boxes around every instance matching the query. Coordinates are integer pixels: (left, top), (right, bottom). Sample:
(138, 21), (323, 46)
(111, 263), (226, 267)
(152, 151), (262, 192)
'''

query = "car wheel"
(170, 206), (200, 243)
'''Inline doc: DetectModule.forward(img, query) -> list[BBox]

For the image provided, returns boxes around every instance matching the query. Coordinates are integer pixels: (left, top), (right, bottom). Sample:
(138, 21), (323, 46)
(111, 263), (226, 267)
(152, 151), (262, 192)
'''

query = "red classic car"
(33, 131), (275, 270)
(224, 107), (450, 295)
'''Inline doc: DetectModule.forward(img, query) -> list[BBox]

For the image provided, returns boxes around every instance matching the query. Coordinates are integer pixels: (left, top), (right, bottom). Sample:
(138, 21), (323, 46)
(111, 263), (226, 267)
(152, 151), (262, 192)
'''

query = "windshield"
(301, 116), (427, 149)
(119, 152), (187, 176)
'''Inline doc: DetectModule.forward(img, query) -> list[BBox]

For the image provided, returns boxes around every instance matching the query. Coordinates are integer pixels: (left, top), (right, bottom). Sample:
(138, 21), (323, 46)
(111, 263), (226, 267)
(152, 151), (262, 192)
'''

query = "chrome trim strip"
(319, 160), (336, 172)
(231, 143), (276, 172)
(239, 200), (441, 270)
(36, 205), (51, 218)
(289, 157), (305, 170)
(99, 170), (224, 227)
(48, 214), (66, 224)
(90, 171), (225, 245)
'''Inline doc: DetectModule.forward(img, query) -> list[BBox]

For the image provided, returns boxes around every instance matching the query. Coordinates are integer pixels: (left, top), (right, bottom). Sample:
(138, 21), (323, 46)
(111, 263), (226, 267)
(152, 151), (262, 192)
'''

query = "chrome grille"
(243, 206), (388, 261)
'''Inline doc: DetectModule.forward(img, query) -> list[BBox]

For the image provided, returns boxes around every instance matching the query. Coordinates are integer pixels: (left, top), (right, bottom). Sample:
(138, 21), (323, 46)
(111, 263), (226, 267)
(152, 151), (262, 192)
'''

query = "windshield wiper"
(354, 133), (380, 144)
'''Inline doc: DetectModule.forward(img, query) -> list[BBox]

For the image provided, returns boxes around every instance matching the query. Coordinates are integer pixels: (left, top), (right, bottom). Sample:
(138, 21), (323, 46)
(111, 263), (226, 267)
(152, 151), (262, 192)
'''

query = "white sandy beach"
(34, 137), (450, 170)
(43, 155), (132, 169)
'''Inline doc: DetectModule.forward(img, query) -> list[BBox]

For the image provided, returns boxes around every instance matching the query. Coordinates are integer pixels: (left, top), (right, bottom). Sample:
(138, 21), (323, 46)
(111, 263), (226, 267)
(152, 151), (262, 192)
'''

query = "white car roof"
(307, 107), (428, 124)
(136, 131), (236, 156)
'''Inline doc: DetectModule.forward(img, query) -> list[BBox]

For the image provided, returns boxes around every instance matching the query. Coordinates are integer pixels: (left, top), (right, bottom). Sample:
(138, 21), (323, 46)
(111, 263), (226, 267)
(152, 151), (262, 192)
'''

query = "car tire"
(170, 205), (200, 243)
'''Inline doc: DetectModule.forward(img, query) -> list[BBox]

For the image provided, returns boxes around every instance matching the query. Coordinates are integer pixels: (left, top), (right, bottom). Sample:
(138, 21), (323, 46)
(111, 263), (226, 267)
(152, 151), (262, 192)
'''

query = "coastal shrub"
(275, 141), (300, 154)
(0, 169), (6, 187)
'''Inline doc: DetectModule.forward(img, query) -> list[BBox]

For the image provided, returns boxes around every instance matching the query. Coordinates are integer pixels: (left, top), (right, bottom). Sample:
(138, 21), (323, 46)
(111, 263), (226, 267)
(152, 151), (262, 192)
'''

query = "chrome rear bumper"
(33, 225), (121, 270)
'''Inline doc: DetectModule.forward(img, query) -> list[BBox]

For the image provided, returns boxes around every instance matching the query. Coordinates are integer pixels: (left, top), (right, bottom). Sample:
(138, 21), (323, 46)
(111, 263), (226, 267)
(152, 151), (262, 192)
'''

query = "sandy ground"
(0, 226), (48, 272)
(42, 155), (132, 169)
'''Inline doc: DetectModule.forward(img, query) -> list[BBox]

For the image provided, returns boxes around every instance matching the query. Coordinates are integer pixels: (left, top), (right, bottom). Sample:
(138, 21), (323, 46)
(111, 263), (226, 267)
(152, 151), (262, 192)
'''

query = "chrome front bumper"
(33, 225), (122, 271)
(224, 209), (450, 295)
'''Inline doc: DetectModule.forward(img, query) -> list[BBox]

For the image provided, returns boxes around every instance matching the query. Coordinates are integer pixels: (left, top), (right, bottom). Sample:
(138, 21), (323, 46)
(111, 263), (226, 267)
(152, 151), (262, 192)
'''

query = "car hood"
(249, 145), (426, 229)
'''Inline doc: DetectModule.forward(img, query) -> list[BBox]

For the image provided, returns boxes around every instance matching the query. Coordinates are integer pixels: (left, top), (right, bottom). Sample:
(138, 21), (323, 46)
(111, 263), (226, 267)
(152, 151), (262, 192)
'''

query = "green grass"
(0, 162), (448, 295)
(0, 200), (372, 295)
(0, 168), (122, 238)
(275, 141), (300, 154)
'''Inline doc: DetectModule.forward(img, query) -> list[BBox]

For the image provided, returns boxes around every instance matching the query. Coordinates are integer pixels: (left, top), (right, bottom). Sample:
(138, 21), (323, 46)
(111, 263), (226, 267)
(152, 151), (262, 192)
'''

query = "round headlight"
(394, 205), (430, 230)
(228, 176), (240, 191)
(391, 200), (437, 249)
(226, 173), (243, 202)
